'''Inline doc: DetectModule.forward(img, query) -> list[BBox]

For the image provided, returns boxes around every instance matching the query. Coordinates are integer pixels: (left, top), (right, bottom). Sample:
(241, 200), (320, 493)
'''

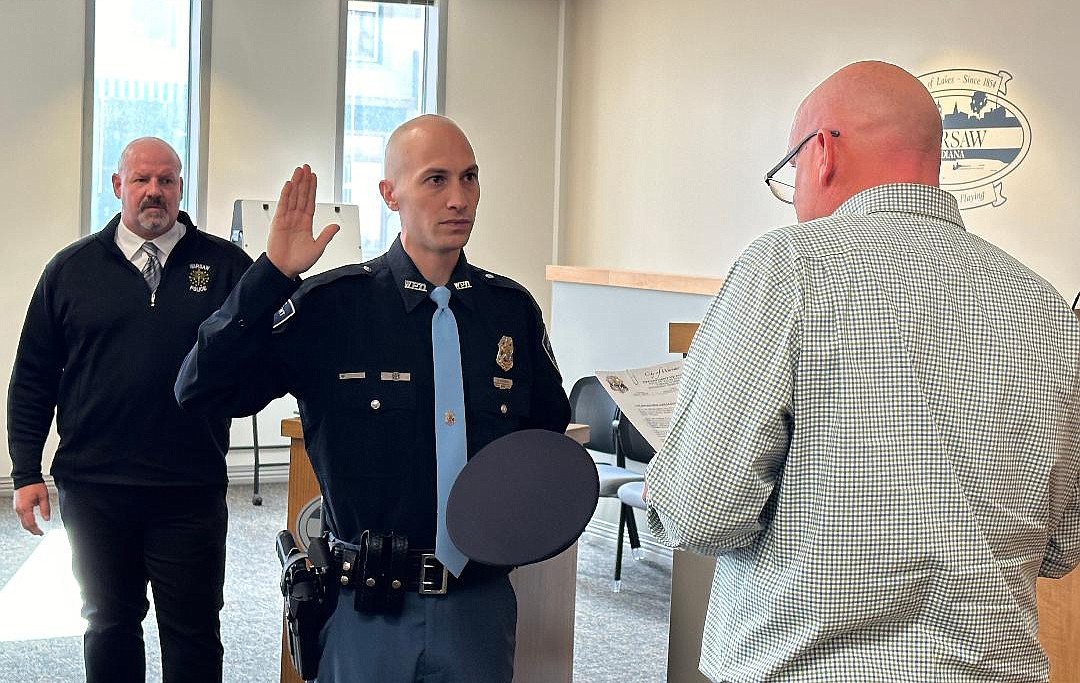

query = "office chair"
(567, 376), (648, 592)
(610, 412), (656, 590)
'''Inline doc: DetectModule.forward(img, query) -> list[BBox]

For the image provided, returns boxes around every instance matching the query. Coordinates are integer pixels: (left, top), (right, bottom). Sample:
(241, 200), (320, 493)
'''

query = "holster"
(279, 532), (335, 682)
(349, 531), (409, 615)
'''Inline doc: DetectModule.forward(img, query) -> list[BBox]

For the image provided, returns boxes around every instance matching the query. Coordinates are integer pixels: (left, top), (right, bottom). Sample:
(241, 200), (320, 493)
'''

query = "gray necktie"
(430, 286), (469, 577)
(140, 242), (162, 294)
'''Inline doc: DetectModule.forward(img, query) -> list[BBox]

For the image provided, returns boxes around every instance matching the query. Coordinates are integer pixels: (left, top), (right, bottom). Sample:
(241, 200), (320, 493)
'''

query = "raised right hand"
(266, 165), (341, 279)
(13, 482), (51, 536)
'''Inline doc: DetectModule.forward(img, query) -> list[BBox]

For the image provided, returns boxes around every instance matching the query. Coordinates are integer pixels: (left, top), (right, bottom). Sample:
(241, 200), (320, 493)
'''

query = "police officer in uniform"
(175, 115), (570, 682)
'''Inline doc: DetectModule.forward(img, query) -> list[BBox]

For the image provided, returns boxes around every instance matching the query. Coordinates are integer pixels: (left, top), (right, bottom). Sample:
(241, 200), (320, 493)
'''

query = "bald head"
(383, 115), (474, 183)
(112, 137), (184, 239)
(789, 61), (942, 221)
(118, 137), (182, 175)
(378, 114), (480, 283)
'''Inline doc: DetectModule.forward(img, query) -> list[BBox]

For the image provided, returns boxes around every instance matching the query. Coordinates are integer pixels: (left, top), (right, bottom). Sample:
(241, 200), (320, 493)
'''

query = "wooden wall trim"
(546, 265), (723, 296)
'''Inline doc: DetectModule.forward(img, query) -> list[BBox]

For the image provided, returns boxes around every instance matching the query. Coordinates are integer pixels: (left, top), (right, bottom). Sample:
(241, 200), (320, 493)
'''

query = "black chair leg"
(625, 504), (644, 561)
(613, 504), (627, 592)
(251, 414), (263, 506)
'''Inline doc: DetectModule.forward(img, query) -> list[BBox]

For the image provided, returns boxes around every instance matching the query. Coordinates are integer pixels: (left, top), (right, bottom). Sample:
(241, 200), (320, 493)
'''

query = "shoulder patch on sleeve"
(272, 299), (296, 330)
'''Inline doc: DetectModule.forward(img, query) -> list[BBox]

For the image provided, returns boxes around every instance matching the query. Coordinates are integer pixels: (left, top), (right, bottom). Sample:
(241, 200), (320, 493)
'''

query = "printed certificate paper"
(595, 359), (683, 452)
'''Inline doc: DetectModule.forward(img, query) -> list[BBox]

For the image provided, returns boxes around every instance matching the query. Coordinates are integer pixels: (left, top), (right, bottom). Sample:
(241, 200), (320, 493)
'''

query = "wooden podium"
(666, 320), (1080, 682)
(279, 418), (589, 683)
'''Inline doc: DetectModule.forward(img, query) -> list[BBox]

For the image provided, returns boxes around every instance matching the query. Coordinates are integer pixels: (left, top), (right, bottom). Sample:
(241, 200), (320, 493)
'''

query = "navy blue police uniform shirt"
(176, 236), (571, 548)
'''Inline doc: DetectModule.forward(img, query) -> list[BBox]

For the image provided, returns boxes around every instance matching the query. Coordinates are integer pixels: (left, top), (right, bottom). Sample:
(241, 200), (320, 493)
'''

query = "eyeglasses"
(764, 129), (840, 204)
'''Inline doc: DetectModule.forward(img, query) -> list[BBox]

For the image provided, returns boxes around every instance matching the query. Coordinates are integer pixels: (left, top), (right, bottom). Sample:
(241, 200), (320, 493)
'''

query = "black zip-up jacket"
(7, 212), (253, 488)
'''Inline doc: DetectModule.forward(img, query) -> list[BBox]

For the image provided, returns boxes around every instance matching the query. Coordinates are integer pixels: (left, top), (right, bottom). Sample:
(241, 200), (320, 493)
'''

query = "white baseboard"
(225, 462), (291, 486)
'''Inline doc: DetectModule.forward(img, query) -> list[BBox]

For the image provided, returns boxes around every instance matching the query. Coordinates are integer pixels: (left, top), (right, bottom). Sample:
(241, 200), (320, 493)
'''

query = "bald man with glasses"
(644, 61), (1080, 681)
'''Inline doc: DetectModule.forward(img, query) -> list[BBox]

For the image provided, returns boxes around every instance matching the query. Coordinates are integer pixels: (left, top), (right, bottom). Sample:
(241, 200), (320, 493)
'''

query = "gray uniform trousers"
(316, 574), (517, 683)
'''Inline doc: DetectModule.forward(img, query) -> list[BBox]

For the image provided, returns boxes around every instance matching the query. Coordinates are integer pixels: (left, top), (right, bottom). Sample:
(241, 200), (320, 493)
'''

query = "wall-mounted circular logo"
(919, 69), (1031, 210)
(293, 496), (323, 552)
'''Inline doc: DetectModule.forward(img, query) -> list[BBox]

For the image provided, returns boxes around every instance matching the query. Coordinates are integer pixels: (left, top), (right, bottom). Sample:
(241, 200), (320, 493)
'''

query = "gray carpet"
(0, 483), (671, 682)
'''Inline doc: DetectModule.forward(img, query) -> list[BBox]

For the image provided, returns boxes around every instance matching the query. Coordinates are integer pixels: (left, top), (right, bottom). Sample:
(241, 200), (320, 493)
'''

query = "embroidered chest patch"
(188, 263), (211, 292)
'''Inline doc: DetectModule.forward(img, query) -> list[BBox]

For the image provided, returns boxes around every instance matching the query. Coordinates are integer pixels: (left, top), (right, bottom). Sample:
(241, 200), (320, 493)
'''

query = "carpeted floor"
(0, 483), (671, 682)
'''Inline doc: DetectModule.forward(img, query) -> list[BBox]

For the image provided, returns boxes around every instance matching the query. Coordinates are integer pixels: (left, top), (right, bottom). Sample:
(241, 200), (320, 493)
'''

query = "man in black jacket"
(8, 137), (252, 683)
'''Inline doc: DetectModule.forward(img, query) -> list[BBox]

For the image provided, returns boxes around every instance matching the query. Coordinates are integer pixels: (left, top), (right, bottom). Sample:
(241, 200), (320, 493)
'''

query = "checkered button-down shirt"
(646, 184), (1080, 682)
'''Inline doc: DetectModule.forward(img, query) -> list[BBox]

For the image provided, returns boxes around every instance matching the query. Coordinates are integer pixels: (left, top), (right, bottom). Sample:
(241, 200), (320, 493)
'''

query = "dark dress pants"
(57, 481), (228, 683)
(317, 574), (517, 683)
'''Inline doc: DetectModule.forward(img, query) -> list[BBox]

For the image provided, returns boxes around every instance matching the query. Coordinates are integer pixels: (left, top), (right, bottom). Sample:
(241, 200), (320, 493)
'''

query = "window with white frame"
(87, 0), (202, 232)
(341, 0), (439, 258)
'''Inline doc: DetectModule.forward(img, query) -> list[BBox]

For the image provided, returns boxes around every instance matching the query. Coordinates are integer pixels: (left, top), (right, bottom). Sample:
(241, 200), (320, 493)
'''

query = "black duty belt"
(328, 530), (512, 615)
(334, 544), (449, 595)
(329, 531), (452, 615)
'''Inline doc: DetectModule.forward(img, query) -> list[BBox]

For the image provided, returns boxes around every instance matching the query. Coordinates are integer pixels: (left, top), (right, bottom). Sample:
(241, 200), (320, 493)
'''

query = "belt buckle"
(419, 554), (448, 595)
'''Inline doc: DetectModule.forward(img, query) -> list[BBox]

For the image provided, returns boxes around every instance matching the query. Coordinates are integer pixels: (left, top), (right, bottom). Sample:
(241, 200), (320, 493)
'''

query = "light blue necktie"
(430, 286), (469, 577)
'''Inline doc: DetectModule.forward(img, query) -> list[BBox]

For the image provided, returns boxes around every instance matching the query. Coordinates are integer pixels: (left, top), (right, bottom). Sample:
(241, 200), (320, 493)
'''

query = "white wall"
(0, 2), (86, 481)
(560, 0), (1080, 300)
(443, 0), (562, 314)
(204, 0), (341, 234)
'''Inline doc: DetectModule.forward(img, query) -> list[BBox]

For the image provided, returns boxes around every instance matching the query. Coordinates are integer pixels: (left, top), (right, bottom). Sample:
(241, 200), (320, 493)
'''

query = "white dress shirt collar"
(115, 217), (187, 266)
